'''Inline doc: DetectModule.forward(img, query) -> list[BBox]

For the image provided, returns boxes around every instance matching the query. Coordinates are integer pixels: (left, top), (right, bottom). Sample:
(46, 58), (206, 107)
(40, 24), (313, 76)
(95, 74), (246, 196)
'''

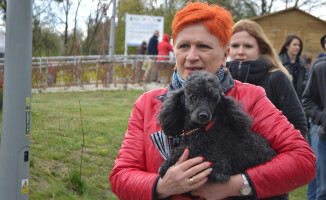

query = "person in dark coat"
(316, 34), (326, 59)
(227, 19), (307, 137)
(137, 41), (147, 55)
(135, 41), (147, 82)
(302, 59), (326, 200)
(303, 33), (326, 200)
(144, 30), (159, 82)
(279, 34), (306, 100)
(302, 52), (313, 85)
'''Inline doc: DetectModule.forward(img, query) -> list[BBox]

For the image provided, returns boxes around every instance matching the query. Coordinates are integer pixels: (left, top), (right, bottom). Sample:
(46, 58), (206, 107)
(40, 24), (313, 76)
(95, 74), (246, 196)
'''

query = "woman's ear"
(221, 47), (229, 67)
(158, 88), (185, 137)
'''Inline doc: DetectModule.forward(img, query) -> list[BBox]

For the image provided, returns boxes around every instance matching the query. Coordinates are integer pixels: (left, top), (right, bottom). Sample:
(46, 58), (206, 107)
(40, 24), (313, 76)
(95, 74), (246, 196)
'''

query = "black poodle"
(158, 71), (286, 200)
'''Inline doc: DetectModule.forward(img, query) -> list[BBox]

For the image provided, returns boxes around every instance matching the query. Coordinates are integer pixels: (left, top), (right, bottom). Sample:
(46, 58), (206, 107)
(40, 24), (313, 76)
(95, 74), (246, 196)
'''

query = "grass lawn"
(0, 89), (308, 199)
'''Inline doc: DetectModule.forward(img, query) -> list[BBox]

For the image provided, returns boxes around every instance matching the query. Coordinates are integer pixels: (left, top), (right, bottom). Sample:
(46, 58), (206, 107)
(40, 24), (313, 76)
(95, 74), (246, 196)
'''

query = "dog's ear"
(158, 88), (185, 137)
(219, 95), (252, 136)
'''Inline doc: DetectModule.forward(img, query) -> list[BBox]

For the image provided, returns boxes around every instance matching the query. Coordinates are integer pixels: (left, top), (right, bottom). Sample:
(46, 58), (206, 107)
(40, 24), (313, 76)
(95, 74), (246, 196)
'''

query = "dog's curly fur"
(158, 71), (286, 200)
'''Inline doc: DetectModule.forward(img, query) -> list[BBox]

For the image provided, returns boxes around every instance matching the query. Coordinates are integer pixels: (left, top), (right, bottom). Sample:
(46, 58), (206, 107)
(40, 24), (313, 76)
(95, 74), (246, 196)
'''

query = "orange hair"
(172, 2), (234, 47)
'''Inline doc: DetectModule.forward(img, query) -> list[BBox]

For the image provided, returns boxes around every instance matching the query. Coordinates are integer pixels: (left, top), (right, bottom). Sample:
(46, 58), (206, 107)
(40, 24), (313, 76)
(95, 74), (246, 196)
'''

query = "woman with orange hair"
(110, 2), (315, 200)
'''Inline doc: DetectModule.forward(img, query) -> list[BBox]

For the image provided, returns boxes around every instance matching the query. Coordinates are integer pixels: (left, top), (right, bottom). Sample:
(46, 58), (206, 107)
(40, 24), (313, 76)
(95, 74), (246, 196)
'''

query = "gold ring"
(189, 178), (194, 186)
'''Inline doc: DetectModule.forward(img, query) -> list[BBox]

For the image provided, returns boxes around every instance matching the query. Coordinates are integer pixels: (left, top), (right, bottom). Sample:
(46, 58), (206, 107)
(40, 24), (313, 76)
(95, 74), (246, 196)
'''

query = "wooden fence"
(0, 55), (176, 89)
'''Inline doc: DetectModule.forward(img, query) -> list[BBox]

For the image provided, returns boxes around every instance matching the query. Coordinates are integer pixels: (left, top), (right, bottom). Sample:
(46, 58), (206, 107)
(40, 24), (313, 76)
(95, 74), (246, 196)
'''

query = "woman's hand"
(190, 174), (243, 200)
(156, 147), (212, 199)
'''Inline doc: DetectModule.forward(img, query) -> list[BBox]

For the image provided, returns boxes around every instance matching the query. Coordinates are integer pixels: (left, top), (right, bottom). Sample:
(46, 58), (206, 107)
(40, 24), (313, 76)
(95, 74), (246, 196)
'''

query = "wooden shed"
(251, 7), (326, 60)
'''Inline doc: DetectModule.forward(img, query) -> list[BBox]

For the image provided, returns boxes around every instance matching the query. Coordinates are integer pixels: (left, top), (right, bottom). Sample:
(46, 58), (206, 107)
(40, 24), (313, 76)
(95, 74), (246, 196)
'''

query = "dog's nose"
(199, 112), (209, 120)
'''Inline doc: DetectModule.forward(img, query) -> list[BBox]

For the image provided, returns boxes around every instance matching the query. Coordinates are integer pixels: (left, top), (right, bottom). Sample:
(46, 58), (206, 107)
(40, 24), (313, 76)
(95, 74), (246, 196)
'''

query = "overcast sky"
(1, 1), (325, 35)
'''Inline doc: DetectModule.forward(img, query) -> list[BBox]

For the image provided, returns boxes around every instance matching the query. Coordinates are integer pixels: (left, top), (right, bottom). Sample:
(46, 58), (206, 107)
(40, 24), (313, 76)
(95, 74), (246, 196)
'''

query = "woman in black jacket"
(279, 34), (306, 100)
(227, 19), (307, 137)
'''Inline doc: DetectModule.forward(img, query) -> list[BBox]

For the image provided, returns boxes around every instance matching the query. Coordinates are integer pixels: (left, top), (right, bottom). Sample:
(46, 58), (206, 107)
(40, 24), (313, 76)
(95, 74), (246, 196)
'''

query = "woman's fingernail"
(201, 157), (205, 161)
(184, 147), (189, 152)
(209, 168), (213, 173)
(208, 162), (213, 166)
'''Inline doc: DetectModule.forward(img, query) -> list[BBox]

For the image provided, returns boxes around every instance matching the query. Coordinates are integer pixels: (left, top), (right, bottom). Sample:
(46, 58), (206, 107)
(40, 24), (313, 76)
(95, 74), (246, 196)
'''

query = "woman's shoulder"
(135, 88), (168, 103)
(298, 56), (306, 68)
(227, 81), (269, 114)
(269, 70), (290, 82)
(278, 53), (287, 63)
(228, 80), (266, 99)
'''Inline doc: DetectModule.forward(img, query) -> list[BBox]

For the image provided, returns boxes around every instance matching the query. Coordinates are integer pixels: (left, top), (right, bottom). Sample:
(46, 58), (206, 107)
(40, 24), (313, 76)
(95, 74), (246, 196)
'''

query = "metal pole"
(108, 0), (116, 60)
(0, 0), (33, 199)
(108, 0), (116, 84)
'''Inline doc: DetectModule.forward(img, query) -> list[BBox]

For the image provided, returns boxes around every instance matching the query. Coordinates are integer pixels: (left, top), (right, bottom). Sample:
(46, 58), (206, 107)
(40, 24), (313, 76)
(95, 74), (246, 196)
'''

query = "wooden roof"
(251, 7), (326, 25)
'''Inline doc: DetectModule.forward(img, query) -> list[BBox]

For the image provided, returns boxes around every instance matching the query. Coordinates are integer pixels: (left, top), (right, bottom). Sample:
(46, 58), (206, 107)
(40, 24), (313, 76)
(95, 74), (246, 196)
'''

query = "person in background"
(157, 33), (173, 84)
(135, 41), (147, 82)
(109, 2), (315, 200)
(144, 30), (159, 82)
(227, 19), (307, 137)
(279, 34), (306, 100)
(137, 41), (147, 55)
(303, 33), (326, 200)
(302, 52), (313, 84)
(316, 34), (326, 59)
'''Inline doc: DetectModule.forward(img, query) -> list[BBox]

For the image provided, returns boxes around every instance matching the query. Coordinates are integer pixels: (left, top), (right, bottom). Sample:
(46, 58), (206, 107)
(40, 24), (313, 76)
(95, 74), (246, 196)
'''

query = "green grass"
(0, 89), (308, 199)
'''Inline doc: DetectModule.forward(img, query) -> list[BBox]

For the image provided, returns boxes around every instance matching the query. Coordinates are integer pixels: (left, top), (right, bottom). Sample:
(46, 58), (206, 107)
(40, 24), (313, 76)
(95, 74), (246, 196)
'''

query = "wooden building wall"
(251, 8), (326, 60)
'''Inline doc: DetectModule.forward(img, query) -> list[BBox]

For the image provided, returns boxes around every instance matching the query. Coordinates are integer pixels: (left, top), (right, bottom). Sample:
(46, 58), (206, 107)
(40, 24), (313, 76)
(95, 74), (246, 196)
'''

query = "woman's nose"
(237, 46), (245, 55)
(186, 47), (199, 61)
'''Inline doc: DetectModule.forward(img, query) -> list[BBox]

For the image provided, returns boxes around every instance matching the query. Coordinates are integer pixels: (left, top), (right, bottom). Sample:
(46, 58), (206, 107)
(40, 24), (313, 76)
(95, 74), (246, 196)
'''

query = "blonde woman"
(227, 19), (307, 136)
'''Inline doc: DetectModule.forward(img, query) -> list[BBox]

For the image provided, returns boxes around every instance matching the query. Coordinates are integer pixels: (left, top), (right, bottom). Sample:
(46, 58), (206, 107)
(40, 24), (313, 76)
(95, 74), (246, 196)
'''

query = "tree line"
(0, 0), (324, 57)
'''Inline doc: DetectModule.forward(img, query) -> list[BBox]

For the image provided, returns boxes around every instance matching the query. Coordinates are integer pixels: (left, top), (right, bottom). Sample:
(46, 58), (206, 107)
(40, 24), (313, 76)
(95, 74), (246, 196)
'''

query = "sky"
(74, 0), (326, 34)
(0, 1), (325, 34)
(273, 1), (326, 20)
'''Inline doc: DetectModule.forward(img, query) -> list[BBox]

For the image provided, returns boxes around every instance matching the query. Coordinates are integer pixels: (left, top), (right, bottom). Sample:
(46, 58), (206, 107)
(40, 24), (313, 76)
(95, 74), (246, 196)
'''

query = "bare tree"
(60, 0), (72, 55)
(68, 0), (82, 55)
(83, 0), (111, 55)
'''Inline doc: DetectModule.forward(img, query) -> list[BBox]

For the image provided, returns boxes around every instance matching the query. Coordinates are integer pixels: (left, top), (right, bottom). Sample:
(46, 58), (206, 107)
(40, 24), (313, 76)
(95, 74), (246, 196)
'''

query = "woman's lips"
(186, 67), (203, 74)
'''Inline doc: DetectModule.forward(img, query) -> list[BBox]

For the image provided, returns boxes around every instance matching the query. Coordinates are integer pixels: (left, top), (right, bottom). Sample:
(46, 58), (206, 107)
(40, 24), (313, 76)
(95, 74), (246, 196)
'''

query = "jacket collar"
(227, 57), (273, 84)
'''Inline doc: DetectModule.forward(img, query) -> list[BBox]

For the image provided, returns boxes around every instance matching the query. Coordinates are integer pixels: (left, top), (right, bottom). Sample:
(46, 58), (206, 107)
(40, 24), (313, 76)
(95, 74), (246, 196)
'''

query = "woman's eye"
(244, 45), (253, 49)
(231, 44), (239, 48)
(199, 44), (209, 49)
(179, 44), (189, 49)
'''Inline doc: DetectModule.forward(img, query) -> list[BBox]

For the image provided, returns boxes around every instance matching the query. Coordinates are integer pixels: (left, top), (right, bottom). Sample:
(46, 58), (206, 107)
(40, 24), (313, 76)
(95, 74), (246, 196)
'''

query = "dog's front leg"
(158, 146), (186, 177)
(208, 168), (231, 183)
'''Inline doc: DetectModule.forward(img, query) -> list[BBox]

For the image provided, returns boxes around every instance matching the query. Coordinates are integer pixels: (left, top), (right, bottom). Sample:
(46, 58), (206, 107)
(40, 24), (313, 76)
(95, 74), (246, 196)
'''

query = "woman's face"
(286, 38), (301, 56)
(229, 31), (260, 62)
(173, 24), (229, 80)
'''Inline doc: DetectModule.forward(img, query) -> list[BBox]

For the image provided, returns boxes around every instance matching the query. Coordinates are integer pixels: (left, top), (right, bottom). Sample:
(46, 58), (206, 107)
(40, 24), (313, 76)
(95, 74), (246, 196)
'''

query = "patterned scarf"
(169, 67), (226, 91)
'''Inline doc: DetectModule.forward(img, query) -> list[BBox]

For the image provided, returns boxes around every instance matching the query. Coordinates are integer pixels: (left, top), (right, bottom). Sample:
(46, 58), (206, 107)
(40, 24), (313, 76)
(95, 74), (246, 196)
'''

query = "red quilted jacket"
(109, 80), (316, 200)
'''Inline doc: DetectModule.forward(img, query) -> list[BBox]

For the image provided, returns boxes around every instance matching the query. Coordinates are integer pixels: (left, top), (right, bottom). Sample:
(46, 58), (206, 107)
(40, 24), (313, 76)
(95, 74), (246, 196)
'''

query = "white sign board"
(125, 14), (164, 48)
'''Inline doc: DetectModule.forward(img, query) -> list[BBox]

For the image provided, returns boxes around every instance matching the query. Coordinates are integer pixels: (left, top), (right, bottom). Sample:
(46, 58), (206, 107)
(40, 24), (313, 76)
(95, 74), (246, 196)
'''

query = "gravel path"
(31, 82), (169, 93)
